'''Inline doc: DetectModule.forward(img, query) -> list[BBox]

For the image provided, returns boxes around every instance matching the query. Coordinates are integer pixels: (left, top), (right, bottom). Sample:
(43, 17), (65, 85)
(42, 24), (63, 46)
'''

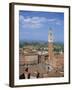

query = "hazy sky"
(19, 10), (64, 42)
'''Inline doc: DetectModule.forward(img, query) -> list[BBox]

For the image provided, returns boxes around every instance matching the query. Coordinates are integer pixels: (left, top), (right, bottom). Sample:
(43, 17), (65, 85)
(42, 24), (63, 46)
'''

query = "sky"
(19, 10), (64, 43)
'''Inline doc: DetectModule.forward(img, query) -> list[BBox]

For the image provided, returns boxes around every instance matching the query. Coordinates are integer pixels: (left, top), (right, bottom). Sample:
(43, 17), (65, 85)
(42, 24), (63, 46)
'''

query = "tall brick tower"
(48, 28), (54, 66)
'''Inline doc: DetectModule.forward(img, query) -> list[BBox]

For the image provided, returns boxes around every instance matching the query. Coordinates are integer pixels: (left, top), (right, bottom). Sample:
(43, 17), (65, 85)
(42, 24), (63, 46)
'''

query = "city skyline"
(19, 10), (64, 43)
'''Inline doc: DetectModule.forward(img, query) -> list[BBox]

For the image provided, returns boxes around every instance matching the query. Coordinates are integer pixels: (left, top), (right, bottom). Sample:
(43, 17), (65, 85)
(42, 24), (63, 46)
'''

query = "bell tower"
(48, 28), (54, 65)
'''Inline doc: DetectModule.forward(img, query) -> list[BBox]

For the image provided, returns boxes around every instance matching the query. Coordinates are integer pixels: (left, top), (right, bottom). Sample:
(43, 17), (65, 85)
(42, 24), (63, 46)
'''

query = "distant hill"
(19, 40), (64, 48)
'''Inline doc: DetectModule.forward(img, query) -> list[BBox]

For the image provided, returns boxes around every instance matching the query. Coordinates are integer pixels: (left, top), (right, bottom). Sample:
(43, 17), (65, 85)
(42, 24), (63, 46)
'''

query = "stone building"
(19, 48), (38, 76)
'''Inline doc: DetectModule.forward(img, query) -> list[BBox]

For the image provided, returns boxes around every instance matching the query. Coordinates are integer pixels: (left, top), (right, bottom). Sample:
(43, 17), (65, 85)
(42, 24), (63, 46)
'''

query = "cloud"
(47, 18), (62, 25)
(55, 20), (62, 25)
(19, 15), (47, 28)
(19, 15), (62, 29)
(47, 19), (56, 22)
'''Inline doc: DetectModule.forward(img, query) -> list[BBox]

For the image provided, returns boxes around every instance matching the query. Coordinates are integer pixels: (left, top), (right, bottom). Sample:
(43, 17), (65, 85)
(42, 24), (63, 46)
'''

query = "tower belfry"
(48, 28), (54, 43)
(48, 28), (54, 65)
